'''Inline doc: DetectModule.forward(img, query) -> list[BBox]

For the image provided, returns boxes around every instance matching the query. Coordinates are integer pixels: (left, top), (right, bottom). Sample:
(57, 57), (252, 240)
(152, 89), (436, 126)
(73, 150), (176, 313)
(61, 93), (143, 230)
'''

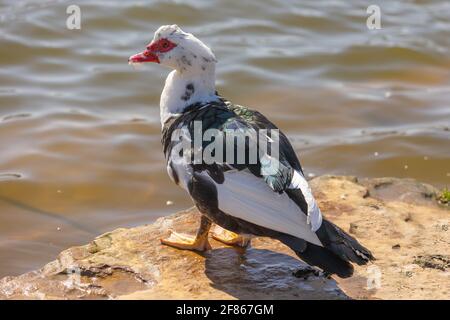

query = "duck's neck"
(160, 65), (218, 127)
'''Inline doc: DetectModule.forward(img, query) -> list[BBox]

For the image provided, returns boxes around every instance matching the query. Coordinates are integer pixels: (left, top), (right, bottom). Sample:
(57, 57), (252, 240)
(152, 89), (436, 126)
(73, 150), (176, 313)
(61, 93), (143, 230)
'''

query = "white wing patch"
(289, 170), (323, 232)
(202, 170), (322, 246)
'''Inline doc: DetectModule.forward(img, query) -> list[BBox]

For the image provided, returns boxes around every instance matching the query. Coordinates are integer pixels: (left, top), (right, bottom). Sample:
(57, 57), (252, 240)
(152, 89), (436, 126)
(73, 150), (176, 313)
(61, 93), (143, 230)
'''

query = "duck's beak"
(128, 49), (160, 64)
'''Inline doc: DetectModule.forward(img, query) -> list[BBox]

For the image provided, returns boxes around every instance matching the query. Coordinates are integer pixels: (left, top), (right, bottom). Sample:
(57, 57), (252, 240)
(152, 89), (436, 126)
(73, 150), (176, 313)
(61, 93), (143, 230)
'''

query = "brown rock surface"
(0, 176), (448, 300)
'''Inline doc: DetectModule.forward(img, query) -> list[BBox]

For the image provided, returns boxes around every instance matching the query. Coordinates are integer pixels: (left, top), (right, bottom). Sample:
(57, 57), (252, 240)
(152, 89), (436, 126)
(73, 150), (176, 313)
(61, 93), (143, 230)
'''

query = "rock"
(0, 176), (448, 300)
(413, 255), (449, 272)
(359, 177), (438, 206)
(349, 223), (359, 235)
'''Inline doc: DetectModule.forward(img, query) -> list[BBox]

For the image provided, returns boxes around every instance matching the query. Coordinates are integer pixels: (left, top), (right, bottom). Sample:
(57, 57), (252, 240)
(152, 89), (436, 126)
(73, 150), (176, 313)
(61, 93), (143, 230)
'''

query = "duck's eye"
(156, 38), (176, 52)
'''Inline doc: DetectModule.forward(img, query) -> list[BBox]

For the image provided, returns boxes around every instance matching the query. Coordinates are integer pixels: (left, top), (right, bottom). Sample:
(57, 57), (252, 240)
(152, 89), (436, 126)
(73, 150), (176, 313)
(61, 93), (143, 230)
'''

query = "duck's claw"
(211, 225), (251, 248)
(161, 230), (211, 252)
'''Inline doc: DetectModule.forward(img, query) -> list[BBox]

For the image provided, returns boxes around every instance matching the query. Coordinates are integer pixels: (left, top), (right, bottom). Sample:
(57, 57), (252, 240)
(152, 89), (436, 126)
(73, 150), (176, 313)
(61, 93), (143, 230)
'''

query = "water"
(0, 0), (449, 277)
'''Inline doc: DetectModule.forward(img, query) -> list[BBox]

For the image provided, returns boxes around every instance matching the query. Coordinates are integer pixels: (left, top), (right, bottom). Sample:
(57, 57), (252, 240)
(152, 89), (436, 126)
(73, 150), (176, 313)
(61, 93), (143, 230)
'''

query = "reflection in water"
(0, 0), (449, 277)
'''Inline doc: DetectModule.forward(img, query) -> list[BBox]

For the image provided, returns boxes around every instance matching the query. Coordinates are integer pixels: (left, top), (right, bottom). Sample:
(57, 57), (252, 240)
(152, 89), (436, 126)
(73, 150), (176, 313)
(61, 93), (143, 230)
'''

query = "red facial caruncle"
(147, 38), (177, 53)
(129, 38), (177, 64)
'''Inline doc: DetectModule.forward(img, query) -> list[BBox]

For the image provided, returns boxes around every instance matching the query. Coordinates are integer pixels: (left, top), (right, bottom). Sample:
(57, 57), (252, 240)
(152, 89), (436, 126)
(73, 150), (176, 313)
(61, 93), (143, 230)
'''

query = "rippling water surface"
(0, 0), (449, 277)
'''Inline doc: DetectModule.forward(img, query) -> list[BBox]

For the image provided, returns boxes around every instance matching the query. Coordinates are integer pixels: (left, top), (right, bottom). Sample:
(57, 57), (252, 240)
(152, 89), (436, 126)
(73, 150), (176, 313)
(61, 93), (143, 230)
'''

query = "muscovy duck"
(129, 25), (374, 278)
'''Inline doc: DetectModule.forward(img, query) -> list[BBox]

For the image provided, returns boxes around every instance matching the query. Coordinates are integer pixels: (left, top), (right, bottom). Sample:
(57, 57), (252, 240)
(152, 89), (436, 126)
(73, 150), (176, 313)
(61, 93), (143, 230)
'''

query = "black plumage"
(162, 98), (374, 278)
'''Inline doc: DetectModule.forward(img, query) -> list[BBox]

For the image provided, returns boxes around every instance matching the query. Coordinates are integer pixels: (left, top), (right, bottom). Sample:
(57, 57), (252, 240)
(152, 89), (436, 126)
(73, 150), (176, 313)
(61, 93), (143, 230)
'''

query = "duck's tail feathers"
(317, 219), (375, 266)
(278, 219), (374, 278)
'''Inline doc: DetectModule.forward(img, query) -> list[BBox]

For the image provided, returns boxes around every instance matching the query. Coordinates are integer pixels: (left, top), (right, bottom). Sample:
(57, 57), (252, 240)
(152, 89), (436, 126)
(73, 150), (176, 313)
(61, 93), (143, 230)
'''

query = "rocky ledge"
(0, 176), (448, 300)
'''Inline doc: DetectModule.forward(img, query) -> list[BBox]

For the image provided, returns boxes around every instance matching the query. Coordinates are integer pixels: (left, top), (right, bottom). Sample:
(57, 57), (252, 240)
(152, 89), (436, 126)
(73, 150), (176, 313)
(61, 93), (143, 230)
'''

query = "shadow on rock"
(204, 247), (350, 299)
